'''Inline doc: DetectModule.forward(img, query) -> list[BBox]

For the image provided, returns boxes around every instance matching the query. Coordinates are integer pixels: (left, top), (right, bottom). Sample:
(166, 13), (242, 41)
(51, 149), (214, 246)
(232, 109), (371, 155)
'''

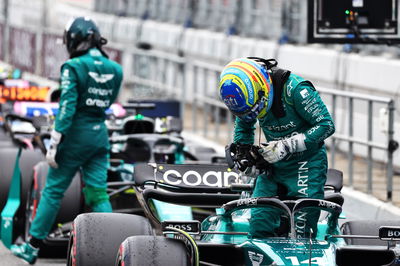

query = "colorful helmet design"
(219, 58), (274, 122)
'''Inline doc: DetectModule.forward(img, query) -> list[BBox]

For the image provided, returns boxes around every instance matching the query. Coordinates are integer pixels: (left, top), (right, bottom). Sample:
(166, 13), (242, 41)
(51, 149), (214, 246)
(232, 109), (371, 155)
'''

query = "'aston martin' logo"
(248, 251), (264, 266)
(89, 72), (115, 83)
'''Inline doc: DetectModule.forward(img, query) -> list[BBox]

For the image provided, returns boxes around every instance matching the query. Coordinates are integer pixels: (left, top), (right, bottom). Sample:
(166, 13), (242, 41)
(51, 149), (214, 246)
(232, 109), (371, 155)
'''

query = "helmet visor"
(233, 95), (267, 122)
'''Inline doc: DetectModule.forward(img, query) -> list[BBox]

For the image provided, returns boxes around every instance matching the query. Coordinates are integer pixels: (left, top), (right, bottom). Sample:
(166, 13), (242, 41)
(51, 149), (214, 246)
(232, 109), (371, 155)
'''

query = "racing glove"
(46, 130), (62, 168)
(260, 133), (307, 163)
(234, 144), (254, 172)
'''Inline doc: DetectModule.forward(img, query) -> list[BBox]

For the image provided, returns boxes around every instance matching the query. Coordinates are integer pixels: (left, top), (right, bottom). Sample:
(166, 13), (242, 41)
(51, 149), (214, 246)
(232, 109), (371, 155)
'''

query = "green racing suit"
(30, 48), (123, 239)
(233, 73), (335, 238)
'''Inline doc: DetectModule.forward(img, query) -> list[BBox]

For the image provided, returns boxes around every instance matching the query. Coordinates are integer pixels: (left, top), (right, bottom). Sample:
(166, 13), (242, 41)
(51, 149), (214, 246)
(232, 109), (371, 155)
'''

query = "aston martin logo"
(248, 251), (264, 266)
(89, 72), (115, 83)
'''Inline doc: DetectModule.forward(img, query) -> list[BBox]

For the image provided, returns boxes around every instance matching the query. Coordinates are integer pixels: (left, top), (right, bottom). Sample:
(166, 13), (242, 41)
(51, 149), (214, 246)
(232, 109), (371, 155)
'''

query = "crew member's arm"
(108, 63), (123, 105)
(233, 117), (257, 145)
(292, 84), (335, 150)
(54, 63), (79, 135)
(46, 63), (78, 168)
(261, 83), (335, 163)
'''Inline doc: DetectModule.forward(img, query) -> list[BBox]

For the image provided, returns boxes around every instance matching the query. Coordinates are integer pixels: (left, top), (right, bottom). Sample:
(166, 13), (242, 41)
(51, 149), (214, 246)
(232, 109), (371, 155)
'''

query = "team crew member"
(219, 57), (335, 238)
(11, 17), (123, 264)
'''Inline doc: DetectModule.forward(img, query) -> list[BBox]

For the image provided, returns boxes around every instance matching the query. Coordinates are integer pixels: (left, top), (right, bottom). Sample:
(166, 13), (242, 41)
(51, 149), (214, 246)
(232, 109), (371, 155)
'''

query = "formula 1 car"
(0, 99), (222, 258)
(67, 146), (400, 266)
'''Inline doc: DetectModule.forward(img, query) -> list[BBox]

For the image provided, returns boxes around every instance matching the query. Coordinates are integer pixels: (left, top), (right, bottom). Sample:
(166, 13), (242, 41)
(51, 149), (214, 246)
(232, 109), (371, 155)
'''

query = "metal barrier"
(93, 0), (290, 39)
(319, 88), (397, 201)
(125, 50), (398, 202)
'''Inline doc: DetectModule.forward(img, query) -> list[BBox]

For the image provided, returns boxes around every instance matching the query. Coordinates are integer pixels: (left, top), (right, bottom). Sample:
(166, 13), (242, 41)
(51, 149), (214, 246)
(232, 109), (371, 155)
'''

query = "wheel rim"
(24, 175), (38, 240)
(67, 243), (74, 266)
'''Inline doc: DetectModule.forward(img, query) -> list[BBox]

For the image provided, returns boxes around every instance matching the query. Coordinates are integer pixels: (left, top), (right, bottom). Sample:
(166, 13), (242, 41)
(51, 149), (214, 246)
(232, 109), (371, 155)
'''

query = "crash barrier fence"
(126, 50), (398, 202)
(0, 23), (123, 81)
(0, 22), (398, 201)
(92, 0), (306, 42)
(5, 3), (400, 99)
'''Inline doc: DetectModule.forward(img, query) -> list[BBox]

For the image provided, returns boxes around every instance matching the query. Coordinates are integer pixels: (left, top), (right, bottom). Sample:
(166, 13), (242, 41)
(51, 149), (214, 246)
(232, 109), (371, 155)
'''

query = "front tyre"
(116, 236), (189, 266)
(68, 213), (153, 266)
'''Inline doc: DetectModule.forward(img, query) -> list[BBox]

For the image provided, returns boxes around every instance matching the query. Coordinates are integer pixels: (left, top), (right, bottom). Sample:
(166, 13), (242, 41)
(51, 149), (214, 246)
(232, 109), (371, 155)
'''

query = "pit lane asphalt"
(0, 242), (65, 266)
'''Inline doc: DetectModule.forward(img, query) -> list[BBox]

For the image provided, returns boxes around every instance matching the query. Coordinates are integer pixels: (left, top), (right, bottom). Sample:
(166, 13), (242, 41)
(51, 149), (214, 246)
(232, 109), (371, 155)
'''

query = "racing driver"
(219, 57), (335, 238)
(11, 17), (123, 264)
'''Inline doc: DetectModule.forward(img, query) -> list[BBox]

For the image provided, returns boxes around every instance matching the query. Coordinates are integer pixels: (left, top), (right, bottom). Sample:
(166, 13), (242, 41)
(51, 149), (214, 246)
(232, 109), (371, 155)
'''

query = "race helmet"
(63, 17), (107, 57)
(219, 58), (274, 122)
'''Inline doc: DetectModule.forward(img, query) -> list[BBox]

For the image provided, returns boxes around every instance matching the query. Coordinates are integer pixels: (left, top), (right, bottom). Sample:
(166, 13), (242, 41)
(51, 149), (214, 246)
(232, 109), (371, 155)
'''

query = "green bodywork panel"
(1, 148), (22, 248)
(200, 205), (345, 266)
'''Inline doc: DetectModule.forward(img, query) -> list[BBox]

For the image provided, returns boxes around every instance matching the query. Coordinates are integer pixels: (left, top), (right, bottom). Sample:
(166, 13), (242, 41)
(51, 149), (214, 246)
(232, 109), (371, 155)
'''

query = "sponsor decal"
(286, 80), (294, 97)
(271, 131), (301, 141)
(379, 226), (400, 240)
(307, 103), (318, 113)
(161, 169), (239, 187)
(2, 217), (12, 229)
(62, 68), (69, 77)
(295, 210), (308, 237)
(297, 161), (309, 197)
(386, 230), (400, 237)
(300, 89), (309, 99)
(266, 121), (296, 132)
(307, 125), (320, 135)
(92, 124), (101, 130)
(311, 108), (322, 117)
(243, 78), (252, 92)
(318, 200), (337, 209)
(315, 115), (325, 122)
(162, 221), (201, 234)
(88, 72), (115, 83)
(223, 95), (239, 108)
(59, 100), (68, 120)
(237, 198), (257, 206)
(86, 98), (110, 107)
(248, 251), (264, 266)
(89, 49), (102, 56)
(61, 80), (71, 87)
(304, 98), (317, 111)
(88, 87), (113, 96)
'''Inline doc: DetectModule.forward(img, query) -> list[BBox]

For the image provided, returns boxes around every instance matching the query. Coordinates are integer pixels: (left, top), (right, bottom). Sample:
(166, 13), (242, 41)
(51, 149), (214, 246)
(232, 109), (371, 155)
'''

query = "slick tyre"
(25, 161), (82, 256)
(116, 236), (189, 266)
(341, 220), (400, 245)
(67, 213), (153, 266)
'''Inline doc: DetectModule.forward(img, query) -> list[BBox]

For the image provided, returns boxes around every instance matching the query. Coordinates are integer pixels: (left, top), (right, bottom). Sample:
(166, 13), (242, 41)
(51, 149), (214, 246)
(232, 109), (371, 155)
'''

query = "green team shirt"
(233, 73), (335, 166)
(55, 48), (123, 135)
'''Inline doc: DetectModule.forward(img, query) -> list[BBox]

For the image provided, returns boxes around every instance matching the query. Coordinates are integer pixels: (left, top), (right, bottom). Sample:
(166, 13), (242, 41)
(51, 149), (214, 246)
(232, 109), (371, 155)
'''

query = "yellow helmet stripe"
(230, 60), (271, 94)
(225, 62), (260, 105)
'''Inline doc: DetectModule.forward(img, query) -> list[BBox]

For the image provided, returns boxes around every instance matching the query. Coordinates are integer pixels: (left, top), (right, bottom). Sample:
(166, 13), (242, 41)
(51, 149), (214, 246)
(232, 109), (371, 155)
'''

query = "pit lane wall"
(1, 0), (399, 169)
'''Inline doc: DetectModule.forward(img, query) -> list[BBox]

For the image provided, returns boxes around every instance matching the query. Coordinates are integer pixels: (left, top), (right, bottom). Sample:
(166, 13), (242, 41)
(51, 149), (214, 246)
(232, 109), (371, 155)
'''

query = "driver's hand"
(234, 144), (252, 172)
(46, 130), (62, 168)
(260, 140), (288, 163)
(242, 165), (259, 177)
